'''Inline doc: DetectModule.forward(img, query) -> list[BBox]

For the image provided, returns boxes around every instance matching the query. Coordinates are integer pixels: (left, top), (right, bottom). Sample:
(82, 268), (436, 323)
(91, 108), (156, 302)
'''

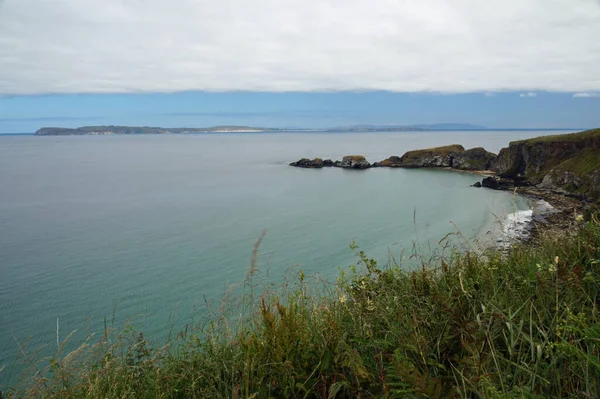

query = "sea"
(0, 130), (570, 386)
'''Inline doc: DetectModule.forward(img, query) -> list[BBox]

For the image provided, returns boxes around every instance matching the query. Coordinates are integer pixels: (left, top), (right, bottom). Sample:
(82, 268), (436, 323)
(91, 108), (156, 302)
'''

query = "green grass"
(343, 155), (368, 162)
(510, 128), (600, 146)
(4, 215), (600, 398)
(555, 150), (600, 177)
(402, 145), (465, 158)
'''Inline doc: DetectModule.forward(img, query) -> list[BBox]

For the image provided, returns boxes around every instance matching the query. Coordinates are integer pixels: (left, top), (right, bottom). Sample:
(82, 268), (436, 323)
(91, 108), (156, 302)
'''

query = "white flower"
(339, 294), (347, 304)
(575, 214), (584, 223)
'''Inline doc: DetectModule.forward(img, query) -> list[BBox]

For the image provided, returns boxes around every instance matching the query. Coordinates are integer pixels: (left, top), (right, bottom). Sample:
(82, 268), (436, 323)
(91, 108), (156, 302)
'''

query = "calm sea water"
(0, 130), (569, 384)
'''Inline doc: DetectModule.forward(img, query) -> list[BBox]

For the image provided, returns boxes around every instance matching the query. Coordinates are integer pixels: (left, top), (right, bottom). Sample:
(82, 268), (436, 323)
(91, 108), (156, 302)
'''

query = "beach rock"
(472, 181), (482, 188)
(323, 159), (334, 167)
(289, 158), (324, 168)
(339, 155), (371, 169)
(481, 176), (515, 190)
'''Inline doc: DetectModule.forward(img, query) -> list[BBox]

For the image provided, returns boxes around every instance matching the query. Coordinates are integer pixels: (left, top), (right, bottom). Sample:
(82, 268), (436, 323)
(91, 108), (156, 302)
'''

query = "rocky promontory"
(372, 145), (496, 170)
(290, 144), (495, 172)
(486, 128), (600, 201)
(289, 128), (600, 204)
(289, 155), (370, 169)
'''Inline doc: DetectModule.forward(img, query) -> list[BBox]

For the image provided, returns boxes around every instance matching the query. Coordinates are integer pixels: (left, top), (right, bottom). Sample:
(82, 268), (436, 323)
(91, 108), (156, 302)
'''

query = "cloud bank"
(0, 0), (599, 95)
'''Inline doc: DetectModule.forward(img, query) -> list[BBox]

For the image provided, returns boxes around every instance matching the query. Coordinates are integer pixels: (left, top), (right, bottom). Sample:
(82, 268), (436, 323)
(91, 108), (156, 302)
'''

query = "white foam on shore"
(497, 199), (557, 247)
(502, 209), (534, 243)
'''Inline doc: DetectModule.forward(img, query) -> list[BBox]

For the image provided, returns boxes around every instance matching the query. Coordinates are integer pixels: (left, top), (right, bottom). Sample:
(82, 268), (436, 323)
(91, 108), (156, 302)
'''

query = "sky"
(1, 0), (599, 132)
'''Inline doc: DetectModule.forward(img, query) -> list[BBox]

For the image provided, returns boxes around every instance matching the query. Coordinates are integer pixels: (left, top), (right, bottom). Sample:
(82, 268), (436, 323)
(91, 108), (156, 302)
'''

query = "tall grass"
(3, 215), (600, 398)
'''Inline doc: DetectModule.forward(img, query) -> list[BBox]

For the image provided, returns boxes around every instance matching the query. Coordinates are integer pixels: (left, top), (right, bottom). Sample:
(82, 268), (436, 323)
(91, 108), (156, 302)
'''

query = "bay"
(0, 130), (566, 384)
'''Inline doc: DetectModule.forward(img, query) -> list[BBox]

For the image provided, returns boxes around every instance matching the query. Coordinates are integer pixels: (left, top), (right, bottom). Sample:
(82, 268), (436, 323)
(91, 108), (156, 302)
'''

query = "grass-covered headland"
(4, 214), (600, 398)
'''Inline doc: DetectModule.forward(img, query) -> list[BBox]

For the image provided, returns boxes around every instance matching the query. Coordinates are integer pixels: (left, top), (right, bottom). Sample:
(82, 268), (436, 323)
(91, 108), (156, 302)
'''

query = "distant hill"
(326, 125), (425, 132)
(409, 123), (487, 130)
(35, 125), (285, 135)
(326, 123), (486, 132)
(35, 123), (490, 136)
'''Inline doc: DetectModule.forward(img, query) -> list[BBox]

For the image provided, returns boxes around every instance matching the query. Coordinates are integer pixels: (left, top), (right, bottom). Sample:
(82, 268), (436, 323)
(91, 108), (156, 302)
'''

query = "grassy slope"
(402, 144), (465, 157)
(510, 128), (600, 145)
(6, 215), (600, 398)
(505, 129), (600, 198)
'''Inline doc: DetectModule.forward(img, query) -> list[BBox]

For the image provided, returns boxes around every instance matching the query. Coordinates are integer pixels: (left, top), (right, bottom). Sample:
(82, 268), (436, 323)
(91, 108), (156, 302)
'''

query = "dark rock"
(339, 155), (371, 169)
(472, 181), (482, 188)
(398, 145), (465, 168)
(375, 145), (495, 171)
(481, 176), (514, 190)
(289, 158), (324, 168)
(323, 159), (334, 167)
(490, 129), (600, 182)
(375, 156), (403, 167)
(453, 147), (497, 170)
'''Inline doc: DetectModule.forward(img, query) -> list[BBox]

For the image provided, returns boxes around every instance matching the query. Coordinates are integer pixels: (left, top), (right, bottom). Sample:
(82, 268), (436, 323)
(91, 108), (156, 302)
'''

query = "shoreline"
(474, 183), (589, 250)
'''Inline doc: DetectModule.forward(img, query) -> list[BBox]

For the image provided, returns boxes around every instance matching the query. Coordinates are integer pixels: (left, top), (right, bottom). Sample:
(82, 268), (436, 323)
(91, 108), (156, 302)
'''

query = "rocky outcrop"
(395, 144), (465, 168)
(491, 129), (600, 180)
(489, 128), (600, 200)
(289, 129), (600, 201)
(289, 158), (325, 168)
(290, 156), (370, 169)
(337, 155), (371, 169)
(372, 156), (403, 167)
(373, 145), (495, 170)
(453, 147), (496, 171)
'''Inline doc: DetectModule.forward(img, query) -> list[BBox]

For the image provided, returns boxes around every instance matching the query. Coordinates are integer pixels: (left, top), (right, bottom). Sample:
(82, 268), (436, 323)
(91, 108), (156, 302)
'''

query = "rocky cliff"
(489, 128), (600, 200)
(289, 156), (369, 169)
(374, 145), (495, 170)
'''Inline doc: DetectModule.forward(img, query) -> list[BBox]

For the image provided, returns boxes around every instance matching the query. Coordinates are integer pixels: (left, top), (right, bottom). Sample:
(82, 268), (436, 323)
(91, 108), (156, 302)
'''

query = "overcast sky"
(0, 0), (599, 131)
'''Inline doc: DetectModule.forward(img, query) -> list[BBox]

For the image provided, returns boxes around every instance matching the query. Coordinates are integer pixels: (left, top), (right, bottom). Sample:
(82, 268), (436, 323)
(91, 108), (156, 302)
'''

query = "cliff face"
(375, 145), (496, 170)
(490, 128), (600, 200)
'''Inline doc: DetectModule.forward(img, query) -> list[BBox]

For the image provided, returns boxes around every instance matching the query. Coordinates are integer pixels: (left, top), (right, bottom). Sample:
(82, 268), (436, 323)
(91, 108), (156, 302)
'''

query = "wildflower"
(575, 214), (584, 223)
(555, 256), (559, 265)
(339, 294), (347, 304)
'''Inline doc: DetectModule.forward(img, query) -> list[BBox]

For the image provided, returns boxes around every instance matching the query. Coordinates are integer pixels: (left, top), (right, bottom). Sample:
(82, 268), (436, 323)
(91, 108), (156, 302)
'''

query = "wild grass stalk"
(4, 212), (600, 398)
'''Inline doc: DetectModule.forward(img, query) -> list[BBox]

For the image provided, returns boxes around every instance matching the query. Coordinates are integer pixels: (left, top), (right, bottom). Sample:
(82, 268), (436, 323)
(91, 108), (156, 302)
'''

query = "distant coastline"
(31, 124), (588, 136)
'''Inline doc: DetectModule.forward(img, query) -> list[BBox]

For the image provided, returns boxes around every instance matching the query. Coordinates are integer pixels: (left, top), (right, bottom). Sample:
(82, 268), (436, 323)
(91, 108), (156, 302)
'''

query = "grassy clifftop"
(511, 128), (600, 145)
(492, 128), (600, 200)
(6, 213), (600, 398)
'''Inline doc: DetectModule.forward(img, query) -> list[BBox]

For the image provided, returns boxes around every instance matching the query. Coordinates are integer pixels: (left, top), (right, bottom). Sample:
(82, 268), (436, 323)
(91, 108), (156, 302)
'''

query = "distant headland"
(34, 123), (495, 135)
(35, 125), (286, 135)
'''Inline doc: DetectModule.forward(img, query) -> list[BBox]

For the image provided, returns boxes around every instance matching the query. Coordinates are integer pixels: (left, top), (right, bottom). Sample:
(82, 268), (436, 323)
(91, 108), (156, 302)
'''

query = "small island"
(35, 125), (287, 135)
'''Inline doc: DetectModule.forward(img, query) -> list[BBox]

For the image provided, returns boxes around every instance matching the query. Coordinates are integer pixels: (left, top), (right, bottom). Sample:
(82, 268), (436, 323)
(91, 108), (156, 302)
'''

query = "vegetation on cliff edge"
(3, 214), (600, 398)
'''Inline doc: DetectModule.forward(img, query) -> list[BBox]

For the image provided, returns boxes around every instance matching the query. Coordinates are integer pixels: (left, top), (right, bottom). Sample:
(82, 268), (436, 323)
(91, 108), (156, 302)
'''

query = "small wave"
(496, 200), (556, 247)
(502, 209), (534, 243)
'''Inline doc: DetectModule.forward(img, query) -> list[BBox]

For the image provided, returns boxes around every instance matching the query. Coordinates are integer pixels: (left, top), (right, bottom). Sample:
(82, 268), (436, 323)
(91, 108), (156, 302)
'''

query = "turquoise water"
(0, 131), (565, 384)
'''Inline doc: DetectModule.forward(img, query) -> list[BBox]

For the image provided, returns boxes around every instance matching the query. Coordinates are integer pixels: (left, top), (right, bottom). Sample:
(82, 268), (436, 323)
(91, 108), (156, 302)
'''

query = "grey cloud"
(0, 0), (599, 95)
